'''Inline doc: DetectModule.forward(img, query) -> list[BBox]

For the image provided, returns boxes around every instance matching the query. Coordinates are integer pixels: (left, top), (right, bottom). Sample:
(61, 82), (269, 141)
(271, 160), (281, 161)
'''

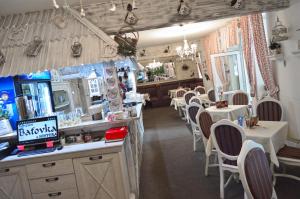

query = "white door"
(73, 153), (127, 199)
(0, 166), (31, 199)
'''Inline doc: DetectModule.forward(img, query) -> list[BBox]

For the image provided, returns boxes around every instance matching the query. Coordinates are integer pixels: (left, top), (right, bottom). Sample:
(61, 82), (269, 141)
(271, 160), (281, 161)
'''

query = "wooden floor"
(139, 106), (300, 199)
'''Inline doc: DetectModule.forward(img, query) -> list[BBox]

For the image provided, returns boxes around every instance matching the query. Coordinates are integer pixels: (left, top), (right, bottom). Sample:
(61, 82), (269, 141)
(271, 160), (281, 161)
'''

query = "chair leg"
(219, 167), (224, 199)
(205, 155), (209, 176)
(193, 133), (196, 151)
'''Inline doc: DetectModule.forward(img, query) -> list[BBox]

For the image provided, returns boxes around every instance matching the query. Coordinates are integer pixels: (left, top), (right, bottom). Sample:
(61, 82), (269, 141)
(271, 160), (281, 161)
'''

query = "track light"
(52, 0), (59, 8)
(109, 1), (116, 12)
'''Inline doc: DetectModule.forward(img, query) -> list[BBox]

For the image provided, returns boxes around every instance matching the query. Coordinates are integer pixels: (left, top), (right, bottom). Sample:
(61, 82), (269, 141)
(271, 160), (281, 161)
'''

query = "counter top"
(0, 139), (124, 168)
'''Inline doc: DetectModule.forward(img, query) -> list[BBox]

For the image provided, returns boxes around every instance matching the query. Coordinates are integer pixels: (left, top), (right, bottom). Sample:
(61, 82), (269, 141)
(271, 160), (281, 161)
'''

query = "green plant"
(0, 101), (9, 120)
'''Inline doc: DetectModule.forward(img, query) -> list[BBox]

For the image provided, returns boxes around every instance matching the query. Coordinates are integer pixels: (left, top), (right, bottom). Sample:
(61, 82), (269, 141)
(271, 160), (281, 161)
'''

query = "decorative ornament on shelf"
(0, 50), (5, 65)
(71, 41), (82, 57)
(231, 0), (244, 9)
(125, 4), (139, 25)
(25, 36), (43, 57)
(272, 17), (288, 42)
(177, 0), (191, 17)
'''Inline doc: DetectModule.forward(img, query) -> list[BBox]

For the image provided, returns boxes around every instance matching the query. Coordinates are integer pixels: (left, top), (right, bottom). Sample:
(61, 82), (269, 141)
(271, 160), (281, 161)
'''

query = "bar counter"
(0, 104), (144, 199)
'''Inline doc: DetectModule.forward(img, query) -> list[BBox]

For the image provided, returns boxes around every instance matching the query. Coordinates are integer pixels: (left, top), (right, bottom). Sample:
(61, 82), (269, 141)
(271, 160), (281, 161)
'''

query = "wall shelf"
(267, 54), (284, 61)
(292, 50), (300, 55)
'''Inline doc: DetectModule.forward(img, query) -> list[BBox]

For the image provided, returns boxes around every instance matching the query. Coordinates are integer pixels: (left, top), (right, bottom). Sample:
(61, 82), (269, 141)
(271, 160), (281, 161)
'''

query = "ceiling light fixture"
(109, 1), (117, 12)
(52, 0), (59, 9)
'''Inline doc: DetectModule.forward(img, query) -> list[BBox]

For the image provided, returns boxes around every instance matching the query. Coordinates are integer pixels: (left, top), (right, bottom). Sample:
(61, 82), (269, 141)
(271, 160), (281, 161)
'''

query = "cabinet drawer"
(30, 174), (77, 194)
(26, 159), (74, 179)
(32, 189), (79, 199)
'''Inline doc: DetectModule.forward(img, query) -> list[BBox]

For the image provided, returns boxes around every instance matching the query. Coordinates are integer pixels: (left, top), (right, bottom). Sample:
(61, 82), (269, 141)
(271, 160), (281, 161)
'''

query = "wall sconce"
(272, 17), (288, 42)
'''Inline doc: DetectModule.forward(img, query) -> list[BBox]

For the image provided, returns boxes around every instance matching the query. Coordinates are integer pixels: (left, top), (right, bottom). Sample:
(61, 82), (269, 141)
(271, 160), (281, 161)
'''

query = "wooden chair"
(207, 89), (216, 106)
(189, 96), (202, 105)
(194, 86), (206, 95)
(187, 102), (204, 151)
(256, 96), (283, 121)
(238, 140), (277, 199)
(211, 119), (246, 199)
(175, 89), (187, 98)
(232, 91), (249, 105)
(196, 110), (218, 176)
(274, 145), (300, 182)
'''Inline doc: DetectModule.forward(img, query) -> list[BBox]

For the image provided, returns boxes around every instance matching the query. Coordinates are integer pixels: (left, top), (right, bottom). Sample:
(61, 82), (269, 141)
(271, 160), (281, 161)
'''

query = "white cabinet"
(73, 153), (128, 199)
(0, 166), (31, 199)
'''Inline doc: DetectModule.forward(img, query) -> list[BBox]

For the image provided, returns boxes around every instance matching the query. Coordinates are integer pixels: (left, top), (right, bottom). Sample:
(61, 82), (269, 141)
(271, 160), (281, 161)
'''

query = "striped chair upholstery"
(184, 92), (196, 106)
(198, 111), (213, 139)
(176, 89), (187, 98)
(194, 86), (206, 94)
(207, 89), (216, 102)
(256, 101), (282, 121)
(190, 96), (201, 105)
(232, 92), (249, 105)
(214, 125), (243, 165)
(188, 105), (201, 124)
(277, 145), (300, 160)
(244, 148), (273, 199)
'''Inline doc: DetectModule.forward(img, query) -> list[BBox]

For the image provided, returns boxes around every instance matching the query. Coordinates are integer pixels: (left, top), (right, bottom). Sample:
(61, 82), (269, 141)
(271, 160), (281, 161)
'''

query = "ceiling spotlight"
(109, 1), (116, 12)
(52, 0), (59, 9)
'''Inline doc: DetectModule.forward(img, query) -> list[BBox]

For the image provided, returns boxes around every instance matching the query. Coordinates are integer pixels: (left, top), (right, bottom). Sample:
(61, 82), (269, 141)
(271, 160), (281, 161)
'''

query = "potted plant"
(269, 39), (282, 55)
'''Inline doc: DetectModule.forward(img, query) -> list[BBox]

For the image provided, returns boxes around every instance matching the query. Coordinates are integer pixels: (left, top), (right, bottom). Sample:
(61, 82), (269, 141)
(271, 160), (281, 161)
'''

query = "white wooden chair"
(183, 91), (197, 122)
(196, 110), (218, 176)
(175, 88), (187, 98)
(189, 96), (202, 105)
(211, 119), (246, 199)
(187, 102), (204, 151)
(274, 145), (300, 182)
(255, 96), (284, 121)
(232, 90), (249, 105)
(194, 86), (206, 95)
(238, 140), (278, 199)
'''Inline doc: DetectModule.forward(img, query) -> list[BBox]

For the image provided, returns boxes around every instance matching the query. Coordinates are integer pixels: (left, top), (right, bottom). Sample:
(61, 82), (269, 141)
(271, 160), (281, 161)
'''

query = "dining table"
(168, 88), (191, 99)
(206, 105), (249, 122)
(170, 94), (209, 110)
(206, 120), (288, 166)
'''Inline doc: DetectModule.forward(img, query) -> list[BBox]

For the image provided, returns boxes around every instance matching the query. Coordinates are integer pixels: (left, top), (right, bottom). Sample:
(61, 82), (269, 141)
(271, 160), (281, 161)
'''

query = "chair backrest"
(176, 89), (187, 98)
(211, 120), (246, 165)
(238, 140), (275, 199)
(207, 89), (216, 102)
(189, 96), (202, 105)
(196, 110), (213, 140)
(187, 102), (203, 128)
(194, 86), (206, 95)
(232, 91), (249, 105)
(184, 91), (197, 105)
(256, 96), (283, 121)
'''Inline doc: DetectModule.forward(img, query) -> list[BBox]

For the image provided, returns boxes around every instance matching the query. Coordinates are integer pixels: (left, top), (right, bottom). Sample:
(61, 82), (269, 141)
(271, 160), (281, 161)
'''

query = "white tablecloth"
(168, 88), (191, 99)
(206, 105), (248, 122)
(170, 97), (185, 110)
(206, 121), (288, 166)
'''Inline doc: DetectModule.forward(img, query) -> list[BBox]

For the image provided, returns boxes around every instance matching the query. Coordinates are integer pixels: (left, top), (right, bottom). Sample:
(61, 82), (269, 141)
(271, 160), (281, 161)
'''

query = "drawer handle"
(89, 155), (102, 161)
(48, 192), (61, 197)
(0, 168), (9, 173)
(45, 177), (59, 183)
(42, 162), (56, 168)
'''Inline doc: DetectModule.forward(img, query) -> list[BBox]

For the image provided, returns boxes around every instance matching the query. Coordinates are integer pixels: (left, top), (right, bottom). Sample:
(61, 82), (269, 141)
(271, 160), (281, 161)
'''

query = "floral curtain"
(240, 14), (279, 99)
(250, 14), (279, 98)
(203, 20), (239, 82)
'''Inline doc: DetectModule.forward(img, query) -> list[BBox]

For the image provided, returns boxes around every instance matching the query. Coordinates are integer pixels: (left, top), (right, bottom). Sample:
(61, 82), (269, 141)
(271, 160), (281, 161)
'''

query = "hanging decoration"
(53, 15), (68, 29)
(25, 36), (43, 57)
(231, 0), (243, 9)
(114, 26), (139, 56)
(124, 3), (139, 25)
(177, 0), (191, 17)
(272, 17), (288, 42)
(71, 41), (83, 57)
(0, 50), (5, 66)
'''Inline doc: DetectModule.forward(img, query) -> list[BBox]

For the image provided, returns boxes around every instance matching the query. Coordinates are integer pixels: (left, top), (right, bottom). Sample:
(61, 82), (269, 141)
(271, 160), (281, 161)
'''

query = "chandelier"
(176, 36), (197, 60)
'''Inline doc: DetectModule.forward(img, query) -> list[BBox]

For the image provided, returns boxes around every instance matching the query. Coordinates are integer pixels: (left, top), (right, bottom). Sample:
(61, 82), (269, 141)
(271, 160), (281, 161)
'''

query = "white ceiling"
(137, 18), (233, 48)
